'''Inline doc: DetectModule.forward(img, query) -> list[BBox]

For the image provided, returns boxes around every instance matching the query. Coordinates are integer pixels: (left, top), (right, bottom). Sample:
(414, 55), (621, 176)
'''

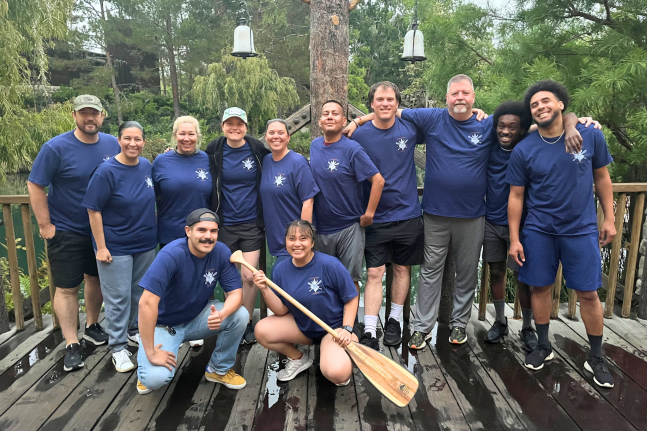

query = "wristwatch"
(342, 325), (353, 334)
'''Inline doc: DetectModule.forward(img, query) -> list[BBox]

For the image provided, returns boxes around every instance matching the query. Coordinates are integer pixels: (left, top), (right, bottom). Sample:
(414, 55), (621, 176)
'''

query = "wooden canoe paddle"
(230, 250), (419, 407)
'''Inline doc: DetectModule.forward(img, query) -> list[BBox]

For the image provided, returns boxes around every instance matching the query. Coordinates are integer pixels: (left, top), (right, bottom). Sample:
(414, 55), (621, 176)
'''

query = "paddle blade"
(345, 342), (418, 407)
(230, 250), (245, 265)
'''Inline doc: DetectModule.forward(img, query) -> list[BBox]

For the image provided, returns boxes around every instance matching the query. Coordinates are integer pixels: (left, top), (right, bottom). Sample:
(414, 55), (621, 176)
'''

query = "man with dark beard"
(28, 95), (119, 371)
(508, 80), (615, 388)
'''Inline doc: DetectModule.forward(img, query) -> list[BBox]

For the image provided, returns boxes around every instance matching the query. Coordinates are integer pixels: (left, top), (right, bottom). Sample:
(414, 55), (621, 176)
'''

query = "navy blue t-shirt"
(401, 108), (495, 218)
(221, 142), (258, 225)
(485, 145), (514, 225)
(139, 239), (242, 326)
(152, 151), (212, 244)
(506, 124), (613, 236)
(82, 157), (157, 255)
(351, 118), (423, 223)
(310, 136), (379, 234)
(28, 131), (120, 235)
(272, 252), (358, 339)
(259, 151), (319, 256)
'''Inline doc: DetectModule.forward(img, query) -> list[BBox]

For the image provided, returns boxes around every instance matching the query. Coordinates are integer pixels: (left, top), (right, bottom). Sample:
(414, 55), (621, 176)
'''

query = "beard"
(77, 122), (100, 135)
(535, 110), (559, 128)
(452, 104), (468, 114)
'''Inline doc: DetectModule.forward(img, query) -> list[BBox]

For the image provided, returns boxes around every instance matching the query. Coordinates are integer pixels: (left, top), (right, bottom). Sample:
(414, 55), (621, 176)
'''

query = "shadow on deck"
(1, 303), (647, 431)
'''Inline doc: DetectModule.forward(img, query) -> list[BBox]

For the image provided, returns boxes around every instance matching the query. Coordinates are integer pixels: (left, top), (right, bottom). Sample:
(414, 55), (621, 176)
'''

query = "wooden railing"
(469, 183), (647, 320)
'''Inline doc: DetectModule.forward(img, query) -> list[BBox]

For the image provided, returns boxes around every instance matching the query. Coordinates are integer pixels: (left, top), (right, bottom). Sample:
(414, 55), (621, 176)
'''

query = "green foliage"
(348, 63), (370, 112)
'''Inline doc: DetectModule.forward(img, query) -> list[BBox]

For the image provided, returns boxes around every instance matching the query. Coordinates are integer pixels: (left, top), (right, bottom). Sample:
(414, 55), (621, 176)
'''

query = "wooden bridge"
(0, 184), (646, 430)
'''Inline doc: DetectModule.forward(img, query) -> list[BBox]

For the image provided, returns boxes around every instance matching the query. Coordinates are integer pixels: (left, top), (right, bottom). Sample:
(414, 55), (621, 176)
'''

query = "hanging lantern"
(231, 1), (258, 59)
(401, 0), (426, 63)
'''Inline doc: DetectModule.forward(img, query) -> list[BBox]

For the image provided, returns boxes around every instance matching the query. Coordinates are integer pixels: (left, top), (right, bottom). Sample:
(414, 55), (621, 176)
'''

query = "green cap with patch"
(222, 107), (248, 125)
(73, 95), (103, 112)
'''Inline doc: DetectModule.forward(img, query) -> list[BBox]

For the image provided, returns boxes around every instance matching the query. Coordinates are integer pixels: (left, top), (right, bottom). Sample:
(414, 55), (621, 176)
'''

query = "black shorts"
(219, 222), (265, 253)
(47, 230), (98, 288)
(364, 216), (424, 268)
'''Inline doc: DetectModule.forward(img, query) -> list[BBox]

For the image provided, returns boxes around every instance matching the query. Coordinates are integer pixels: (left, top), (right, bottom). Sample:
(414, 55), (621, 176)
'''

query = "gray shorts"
(315, 223), (364, 281)
(482, 220), (519, 272)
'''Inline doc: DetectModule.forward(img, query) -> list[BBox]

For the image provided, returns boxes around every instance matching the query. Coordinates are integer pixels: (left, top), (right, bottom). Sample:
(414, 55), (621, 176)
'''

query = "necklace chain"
(538, 130), (565, 145)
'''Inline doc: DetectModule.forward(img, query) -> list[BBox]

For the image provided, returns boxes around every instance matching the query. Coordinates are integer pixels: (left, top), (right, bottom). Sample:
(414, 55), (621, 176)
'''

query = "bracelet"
(353, 118), (361, 127)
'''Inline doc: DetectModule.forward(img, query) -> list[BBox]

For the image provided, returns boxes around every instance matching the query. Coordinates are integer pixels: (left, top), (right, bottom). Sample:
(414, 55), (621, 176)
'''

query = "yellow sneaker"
(205, 368), (247, 389)
(137, 380), (152, 395)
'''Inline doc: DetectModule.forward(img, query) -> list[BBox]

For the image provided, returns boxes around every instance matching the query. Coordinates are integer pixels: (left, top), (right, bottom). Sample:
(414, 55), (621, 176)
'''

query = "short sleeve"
(139, 250), (177, 298)
(82, 168), (113, 211)
(327, 258), (358, 303)
(351, 146), (379, 182)
(28, 145), (60, 187)
(294, 159), (320, 202)
(506, 148), (528, 187)
(401, 108), (443, 138)
(218, 246), (242, 292)
(592, 129), (613, 169)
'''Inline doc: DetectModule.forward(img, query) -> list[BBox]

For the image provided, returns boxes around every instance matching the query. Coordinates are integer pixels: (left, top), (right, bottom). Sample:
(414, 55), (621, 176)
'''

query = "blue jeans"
(96, 248), (156, 351)
(137, 301), (249, 390)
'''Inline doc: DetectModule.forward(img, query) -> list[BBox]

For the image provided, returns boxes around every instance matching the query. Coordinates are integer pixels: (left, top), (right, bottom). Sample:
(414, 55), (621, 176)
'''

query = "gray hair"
(446, 74), (474, 94)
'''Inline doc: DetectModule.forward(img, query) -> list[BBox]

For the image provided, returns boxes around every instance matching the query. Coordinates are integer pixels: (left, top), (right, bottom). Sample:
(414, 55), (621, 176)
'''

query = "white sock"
(364, 315), (378, 338)
(389, 303), (403, 322)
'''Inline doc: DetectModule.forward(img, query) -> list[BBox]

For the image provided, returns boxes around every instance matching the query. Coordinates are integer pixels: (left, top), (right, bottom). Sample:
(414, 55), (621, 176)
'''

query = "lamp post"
(401, 0), (426, 63)
(231, 0), (258, 59)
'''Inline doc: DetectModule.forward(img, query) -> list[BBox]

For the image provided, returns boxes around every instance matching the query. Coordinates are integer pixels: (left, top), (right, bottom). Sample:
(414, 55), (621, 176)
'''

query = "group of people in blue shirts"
(27, 73), (617, 396)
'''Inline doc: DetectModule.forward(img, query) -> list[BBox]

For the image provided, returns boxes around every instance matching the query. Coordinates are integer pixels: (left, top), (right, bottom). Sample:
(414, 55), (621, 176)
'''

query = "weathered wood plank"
(611, 184), (647, 193)
(3, 204), (23, 329)
(486, 304), (637, 431)
(20, 204), (42, 330)
(0, 196), (31, 205)
(552, 264), (562, 319)
(478, 261), (489, 321)
(623, 192), (645, 317)
(567, 288), (577, 319)
(598, 302), (647, 356)
(44, 240), (58, 328)
(0, 314), (53, 373)
(606, 193), (628, 318)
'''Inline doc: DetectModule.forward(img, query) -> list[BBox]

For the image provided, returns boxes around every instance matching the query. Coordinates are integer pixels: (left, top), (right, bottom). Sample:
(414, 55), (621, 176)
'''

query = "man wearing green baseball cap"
(28, 94), (119, 372)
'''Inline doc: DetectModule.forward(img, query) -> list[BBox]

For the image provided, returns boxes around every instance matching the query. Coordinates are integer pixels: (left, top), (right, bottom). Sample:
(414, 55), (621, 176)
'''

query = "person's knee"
(231, 306), (249, 327)
(392, 264), (409, 278)
(139, 366), (175, 391)
(489, 263), (506, 284)
(576, 290), (600, 303)
(56, 287), (79, 298)
(320, 363), (352, 385)
(254, 319), (272, 344)
(367, 266), (385, 282)
(241, 270), (255, 285)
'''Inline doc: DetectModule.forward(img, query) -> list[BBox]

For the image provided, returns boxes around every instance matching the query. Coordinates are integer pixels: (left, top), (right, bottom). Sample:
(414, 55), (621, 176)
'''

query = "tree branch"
(458, 39), (494, 66)
(603, 0), (612, 21)
(609, 126), (635, 152)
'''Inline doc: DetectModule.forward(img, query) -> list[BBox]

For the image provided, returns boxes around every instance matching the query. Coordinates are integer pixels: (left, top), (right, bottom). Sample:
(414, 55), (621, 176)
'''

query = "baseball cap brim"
(222, 114), (247, 124)
(74, 104), (103, 112)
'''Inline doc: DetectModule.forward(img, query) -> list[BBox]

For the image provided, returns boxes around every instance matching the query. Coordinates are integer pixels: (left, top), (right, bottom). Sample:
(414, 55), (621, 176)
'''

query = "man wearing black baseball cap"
(136, 209), (248, 394)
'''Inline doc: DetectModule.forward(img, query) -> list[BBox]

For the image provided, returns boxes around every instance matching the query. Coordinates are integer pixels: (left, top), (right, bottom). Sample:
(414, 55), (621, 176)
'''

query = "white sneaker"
(336, 378), (351, 387)
(112, 349), (135, 372)
(276, 354), (313, 381)
(189, 339), (204, 347)
(127, 333), (141, 346)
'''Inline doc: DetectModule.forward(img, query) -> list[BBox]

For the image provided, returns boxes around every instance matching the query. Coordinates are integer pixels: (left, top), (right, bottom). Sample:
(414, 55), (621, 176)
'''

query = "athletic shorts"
(219, 222), (265, 253)
(364, 216), (424, 268)
(315, 223), (364, 281)
(518, 229), (601, 292)
(46, 229), (99, 288)
(482, 220), (519, 272)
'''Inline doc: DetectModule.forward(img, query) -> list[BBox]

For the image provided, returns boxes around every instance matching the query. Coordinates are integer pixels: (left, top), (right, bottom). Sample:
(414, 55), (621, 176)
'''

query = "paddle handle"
(235, 256), (341, 339)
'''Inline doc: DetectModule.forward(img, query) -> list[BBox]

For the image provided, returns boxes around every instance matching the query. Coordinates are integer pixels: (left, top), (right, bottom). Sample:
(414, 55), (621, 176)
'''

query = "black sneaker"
(525, 344), (554, 370)
(585, 356), (614, 388)
(449, 327), (467, 344)
(64, 343), (85, 372)
(383, 318), (402, 346)
(485, 318), (508, 343)
(408, 330), (431, 350)
(519, 327), (538, 352)
(83, 323), (108, 346)
(359, 332), (379, 350)
(242, 321), (256, 345)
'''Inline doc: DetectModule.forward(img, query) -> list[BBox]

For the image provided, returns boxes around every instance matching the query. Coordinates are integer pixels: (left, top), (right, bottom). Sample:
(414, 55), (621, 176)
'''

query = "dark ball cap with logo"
(186, 208), (220, 227)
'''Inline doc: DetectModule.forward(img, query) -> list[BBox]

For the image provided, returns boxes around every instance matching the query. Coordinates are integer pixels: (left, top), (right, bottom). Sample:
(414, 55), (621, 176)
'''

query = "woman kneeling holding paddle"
(253, 220), (359, 385)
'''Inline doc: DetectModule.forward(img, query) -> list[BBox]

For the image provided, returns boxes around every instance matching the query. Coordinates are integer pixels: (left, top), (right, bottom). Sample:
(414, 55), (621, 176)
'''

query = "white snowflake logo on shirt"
(308, 278), (323, 293)
(103, 155), (111, 162)
(469, 134), (483, 145)
(145, 176), (153, 188)
(274, 174), (286, 187)
(204, 271), (217, 285)
(327, 160), (339, 172)
(196, 169), (209, 181)
(572, 149), (588, 162)
(242, 158), (255, 171)
(396, 138), (408, 151)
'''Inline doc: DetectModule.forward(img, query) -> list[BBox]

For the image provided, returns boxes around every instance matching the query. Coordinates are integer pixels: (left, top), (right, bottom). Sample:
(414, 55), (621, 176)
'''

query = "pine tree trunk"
(159, 54), (167, 96)
(100, 0), (122, 124)
(166, 16), (181, 118)
(309, 0), (349, 138)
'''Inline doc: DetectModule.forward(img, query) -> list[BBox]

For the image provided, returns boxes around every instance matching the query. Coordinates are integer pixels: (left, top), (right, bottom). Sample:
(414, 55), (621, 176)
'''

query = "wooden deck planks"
(598, 303), (647, 356)
(0, 314), (53, 373)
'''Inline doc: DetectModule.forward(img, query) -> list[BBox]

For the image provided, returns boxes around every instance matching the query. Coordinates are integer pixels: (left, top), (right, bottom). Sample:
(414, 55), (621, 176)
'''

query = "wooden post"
(44, 241), (58, 328)
(567, 288), (577, 319)
(385, 264), (393, 320)
(513, 290), (521, 319)
(309, 0), (349, 138)
(3, 204), (24, 330)
(259, 242), (267, 319)
(0, 270), (9, 333)
(622, 192), (645, 317)
(478, 262), (489, 320)
(551, 263), (562, 319)
(605, 193), (627, 318)
(21, 204), (43, 330)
